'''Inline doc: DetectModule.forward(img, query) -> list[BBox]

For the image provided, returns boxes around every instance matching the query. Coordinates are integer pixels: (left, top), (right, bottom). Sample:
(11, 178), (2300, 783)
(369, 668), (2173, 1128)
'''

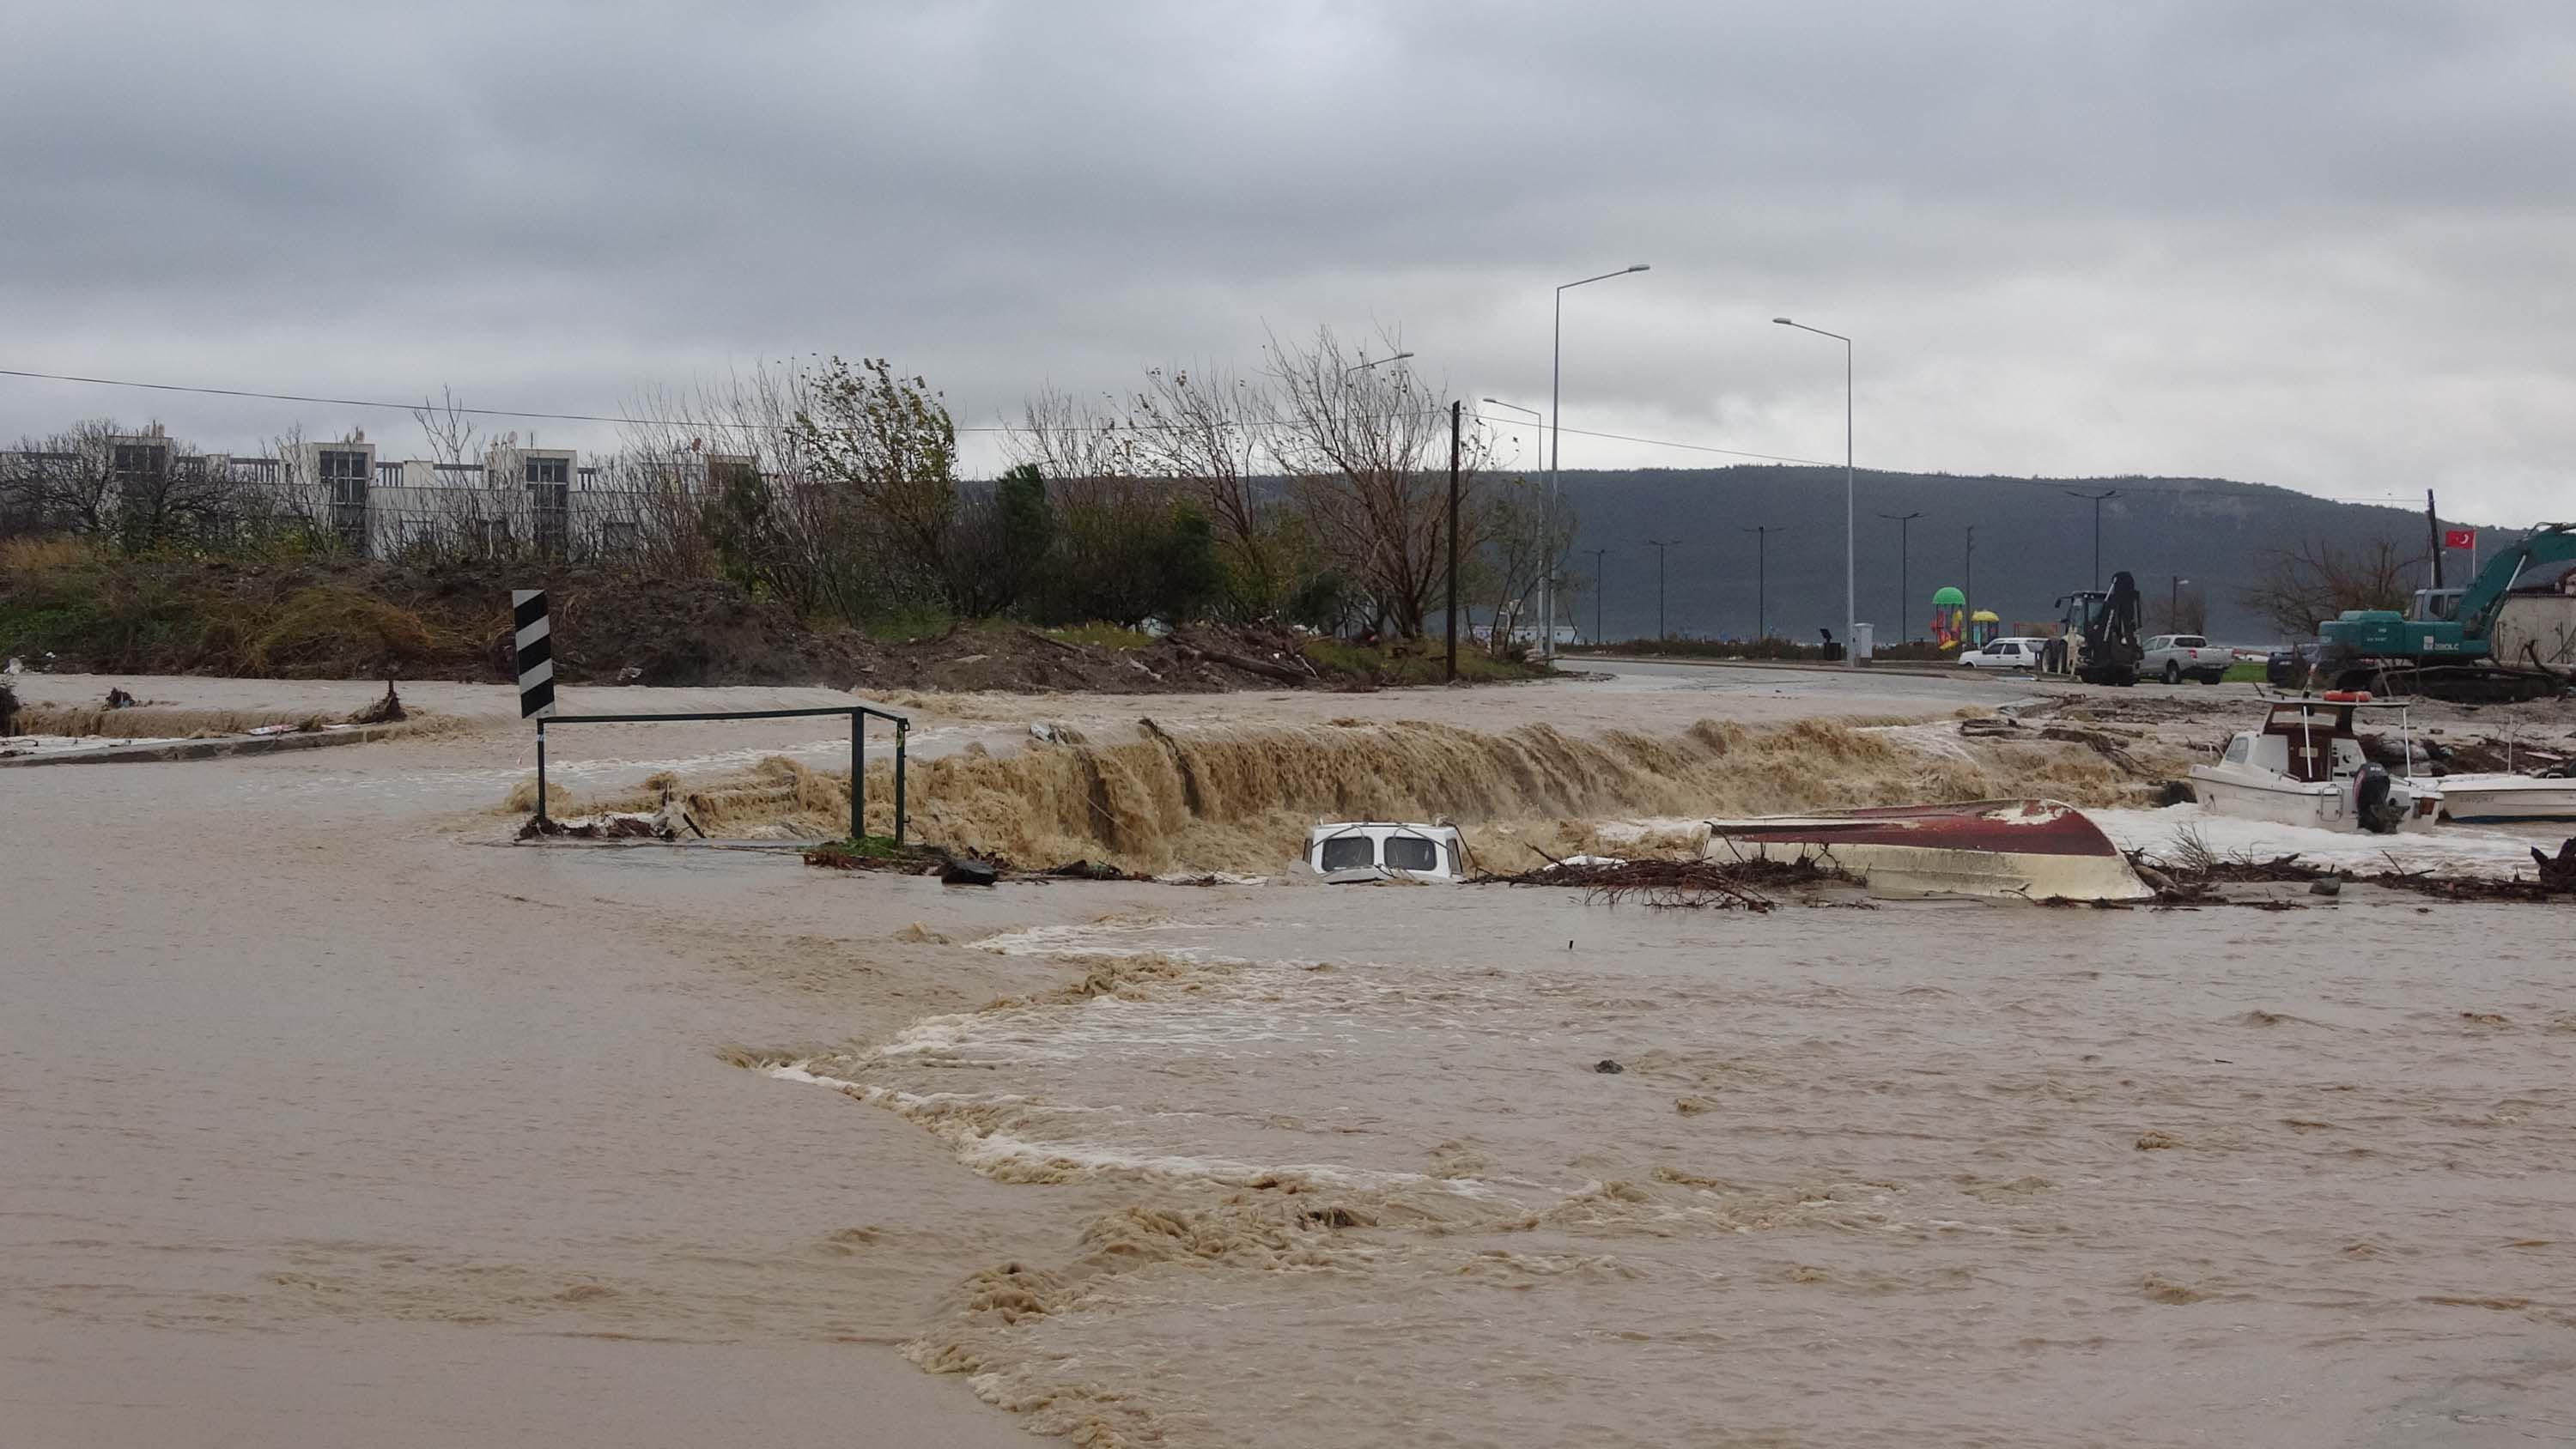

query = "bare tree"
(2241, 537), (2420, 638)
(1263, 327), (1490, 637)
(1472, 470), (1577, 654)
(412, 386), (482, 467)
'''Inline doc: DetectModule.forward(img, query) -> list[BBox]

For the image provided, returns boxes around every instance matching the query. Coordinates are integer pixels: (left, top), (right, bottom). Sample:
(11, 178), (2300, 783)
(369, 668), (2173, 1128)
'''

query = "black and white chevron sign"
(513, 589), (556, 718)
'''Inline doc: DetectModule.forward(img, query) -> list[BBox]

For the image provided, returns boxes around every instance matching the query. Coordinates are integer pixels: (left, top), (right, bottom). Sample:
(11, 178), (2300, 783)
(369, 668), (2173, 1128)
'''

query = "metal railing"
(533, 704), (911, 844)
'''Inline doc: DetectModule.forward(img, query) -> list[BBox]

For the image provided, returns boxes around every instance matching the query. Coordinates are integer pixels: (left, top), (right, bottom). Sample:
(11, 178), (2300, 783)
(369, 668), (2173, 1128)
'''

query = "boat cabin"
(2216, 700), (2379, 784)
(1304, 822), (1467, 882)
(2216, 697), (2430, 788)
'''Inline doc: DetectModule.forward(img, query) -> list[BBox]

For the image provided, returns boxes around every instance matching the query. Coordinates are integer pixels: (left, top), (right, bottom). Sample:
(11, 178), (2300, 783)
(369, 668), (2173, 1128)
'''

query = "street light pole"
(1774, 318), (1855, 668)
(2170, 574), (2190, 633)
(2064, 488), (2118, 590)
(1879, 511), (1922, 645)
(1549, 264), (1651, 664)
(1643, 537), (1680, 640)
(1741, 525), (1783, 640)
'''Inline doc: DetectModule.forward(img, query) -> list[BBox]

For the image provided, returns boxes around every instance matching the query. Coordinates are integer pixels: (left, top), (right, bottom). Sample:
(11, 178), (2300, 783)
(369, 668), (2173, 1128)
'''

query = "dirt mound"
(1, 549), (1431, 694)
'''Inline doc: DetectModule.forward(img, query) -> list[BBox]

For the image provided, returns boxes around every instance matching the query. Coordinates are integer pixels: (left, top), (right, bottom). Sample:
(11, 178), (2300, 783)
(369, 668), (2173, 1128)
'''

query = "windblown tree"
(791, 356), (963, 615)
(1264, 328), (1490, 637)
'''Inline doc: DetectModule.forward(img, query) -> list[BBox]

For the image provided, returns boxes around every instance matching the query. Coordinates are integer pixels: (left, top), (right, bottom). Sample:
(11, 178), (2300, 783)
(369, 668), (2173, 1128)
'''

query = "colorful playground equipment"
(1931, 586), (1966, 650)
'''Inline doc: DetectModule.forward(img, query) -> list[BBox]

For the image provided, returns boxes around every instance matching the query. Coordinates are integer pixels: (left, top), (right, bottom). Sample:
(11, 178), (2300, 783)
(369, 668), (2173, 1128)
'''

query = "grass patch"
(2221, 661), (2267, 683)
(1299, 637), (1552, 685)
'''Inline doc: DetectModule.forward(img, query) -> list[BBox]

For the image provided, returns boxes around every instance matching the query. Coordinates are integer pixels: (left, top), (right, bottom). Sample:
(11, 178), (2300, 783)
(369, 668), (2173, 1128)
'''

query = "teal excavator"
(2317, 523), (2576, 700)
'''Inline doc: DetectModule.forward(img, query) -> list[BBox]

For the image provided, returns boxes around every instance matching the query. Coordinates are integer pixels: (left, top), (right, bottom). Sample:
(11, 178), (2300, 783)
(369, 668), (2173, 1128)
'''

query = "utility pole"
(1587, 546), (1609, 645)
(2169, 575), (2190, 633)
(1879, 510), (1922, 644)
(2425, 488), (2445, 591)
(1445, 400), (1461, 682)
(1964, 525), (1977, 627)
(2064, 488), (2118, 589)
(1741, 525), (1783, 640)
(1644, 538), (1680, 640)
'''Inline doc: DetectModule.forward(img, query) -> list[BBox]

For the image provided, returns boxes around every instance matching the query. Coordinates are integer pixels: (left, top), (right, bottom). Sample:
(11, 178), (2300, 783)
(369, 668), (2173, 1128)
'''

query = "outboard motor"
(2353, 762), (2404, 834)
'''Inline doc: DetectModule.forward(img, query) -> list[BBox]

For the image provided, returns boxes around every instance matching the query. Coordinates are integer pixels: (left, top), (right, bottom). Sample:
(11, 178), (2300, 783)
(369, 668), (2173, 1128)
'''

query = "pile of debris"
(1962, 713), (2147, 773)
(1477, 854), (1856, 912)
(2131, 834), (2576, 906)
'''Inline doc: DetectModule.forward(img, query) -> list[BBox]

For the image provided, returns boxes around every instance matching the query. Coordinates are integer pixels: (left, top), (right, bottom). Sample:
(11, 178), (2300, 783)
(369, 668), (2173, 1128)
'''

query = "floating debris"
(1478, 855), (1852, 911)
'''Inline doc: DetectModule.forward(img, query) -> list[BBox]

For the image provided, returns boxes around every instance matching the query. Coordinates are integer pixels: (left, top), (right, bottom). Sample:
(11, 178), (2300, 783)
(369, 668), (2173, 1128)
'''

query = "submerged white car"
(1303, 822), (1467, 882)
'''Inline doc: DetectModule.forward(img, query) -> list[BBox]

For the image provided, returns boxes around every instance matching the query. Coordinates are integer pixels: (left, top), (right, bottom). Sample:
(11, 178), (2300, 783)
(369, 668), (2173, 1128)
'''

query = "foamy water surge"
(556, 712), (2174, 872)
(752, 904), (2576, 1448)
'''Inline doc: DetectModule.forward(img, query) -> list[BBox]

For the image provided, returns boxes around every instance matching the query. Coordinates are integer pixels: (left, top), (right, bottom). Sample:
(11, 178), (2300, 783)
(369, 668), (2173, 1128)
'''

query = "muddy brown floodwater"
(4, 664), (2572, 1446)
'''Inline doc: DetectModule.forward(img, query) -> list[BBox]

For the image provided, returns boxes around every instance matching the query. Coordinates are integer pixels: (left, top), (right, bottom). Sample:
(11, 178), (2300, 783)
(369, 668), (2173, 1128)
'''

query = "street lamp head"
(1771, 316), (1793, 325)
(1626, 264), (1651, 273)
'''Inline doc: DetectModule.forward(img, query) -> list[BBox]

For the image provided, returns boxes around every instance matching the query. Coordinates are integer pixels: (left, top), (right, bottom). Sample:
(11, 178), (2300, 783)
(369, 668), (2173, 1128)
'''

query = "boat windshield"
(1382, 835), (1441, 872)
(1317, 835), (1376, 871)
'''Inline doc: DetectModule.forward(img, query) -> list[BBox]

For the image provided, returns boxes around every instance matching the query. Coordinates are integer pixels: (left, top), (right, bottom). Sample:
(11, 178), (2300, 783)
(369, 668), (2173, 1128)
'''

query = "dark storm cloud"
(3, 0), (2572, 518)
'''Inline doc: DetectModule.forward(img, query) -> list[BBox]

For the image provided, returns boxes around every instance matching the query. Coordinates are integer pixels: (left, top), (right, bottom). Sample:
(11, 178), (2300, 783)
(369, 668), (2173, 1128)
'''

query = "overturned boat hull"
(1703, 798), (2150, 901)
(2430, 773), (2576, 824)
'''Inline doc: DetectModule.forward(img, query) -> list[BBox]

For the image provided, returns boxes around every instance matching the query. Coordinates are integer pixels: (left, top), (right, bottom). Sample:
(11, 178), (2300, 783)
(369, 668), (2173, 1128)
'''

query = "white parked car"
(1957, 637), (2048, 670)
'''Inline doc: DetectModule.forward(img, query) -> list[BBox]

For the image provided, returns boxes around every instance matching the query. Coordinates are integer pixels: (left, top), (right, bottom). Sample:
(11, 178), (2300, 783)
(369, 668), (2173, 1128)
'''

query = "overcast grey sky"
(4, 1), (2571, 521)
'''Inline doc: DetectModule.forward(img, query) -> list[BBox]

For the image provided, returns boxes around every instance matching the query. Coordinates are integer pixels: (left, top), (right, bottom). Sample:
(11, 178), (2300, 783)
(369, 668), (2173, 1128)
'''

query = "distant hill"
(1549, 466), (2500, 646)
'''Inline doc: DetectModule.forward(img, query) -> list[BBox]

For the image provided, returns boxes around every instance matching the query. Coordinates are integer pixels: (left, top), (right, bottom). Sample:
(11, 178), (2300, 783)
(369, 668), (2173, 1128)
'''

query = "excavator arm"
(2457, 524), (2576, 639)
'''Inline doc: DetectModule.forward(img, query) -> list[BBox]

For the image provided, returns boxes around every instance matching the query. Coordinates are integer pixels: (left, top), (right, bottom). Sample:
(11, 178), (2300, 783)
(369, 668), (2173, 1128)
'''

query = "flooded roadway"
(4, 665), (2571, 1446)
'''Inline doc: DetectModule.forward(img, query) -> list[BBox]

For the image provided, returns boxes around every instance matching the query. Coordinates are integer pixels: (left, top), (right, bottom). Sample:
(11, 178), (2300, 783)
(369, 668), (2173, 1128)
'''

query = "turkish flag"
(2444, 528), (2476, 549)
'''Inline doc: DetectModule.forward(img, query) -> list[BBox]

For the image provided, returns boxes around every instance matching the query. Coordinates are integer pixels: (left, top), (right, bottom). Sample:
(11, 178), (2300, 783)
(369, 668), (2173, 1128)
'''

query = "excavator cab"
(2412, 588), (2465, 623)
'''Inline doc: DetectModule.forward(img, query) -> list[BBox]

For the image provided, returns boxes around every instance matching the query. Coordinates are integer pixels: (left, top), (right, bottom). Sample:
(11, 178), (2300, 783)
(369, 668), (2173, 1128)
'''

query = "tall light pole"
(1643, 537), (1680, 641)
(1880, 511), (1922, 645)
(1774, 317), (1855, 668)
(1741, 524), (1784, 640)
(2065, 488), (2118, 590)
(1549, 264), (1651, 662)
(2170, 574), (2190, 633)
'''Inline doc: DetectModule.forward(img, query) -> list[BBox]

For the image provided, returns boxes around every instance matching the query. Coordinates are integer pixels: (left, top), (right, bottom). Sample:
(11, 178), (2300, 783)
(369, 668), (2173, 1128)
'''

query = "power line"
(0, 363), (1826, 460)
(0, 362), (2442, 503)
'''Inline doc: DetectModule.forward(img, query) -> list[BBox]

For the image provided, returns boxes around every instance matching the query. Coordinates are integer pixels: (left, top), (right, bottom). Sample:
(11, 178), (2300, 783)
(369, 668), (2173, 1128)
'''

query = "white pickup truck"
(2142, 634), (2229, 684)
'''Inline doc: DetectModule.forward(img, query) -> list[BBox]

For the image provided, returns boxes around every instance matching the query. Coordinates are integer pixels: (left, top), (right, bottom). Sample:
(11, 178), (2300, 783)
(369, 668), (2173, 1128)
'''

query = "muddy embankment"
(526, 712), (2188, 874)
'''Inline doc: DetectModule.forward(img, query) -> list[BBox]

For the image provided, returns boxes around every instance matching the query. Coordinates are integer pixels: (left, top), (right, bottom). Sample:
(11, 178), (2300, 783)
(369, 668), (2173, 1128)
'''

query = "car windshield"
(1382, 836), (1441, 872)
(1317, 835), (1376, 871)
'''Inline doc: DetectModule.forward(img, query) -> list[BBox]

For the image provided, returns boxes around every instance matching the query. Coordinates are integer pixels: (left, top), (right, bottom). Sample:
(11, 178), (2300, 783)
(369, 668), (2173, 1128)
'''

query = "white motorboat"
(1303, 822), (1467, 882)
(2186, 695), (2439, 834)
(2430, 772), (2576, 824)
